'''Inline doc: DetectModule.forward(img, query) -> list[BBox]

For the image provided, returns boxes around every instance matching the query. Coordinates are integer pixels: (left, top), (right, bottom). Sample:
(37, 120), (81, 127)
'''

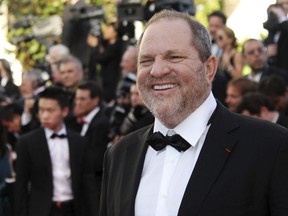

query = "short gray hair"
(137, 9), (212, 62)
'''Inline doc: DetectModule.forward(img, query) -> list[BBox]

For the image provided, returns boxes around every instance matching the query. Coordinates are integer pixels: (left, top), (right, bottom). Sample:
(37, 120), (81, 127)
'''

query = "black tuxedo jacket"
(84, 109), (111, 216)
(276, 112), (288, 128)
(84, 109), (110, 173)
(276, 20), (288, 72)
(14, 128), (97, 216)
(100, 102), (288, 216)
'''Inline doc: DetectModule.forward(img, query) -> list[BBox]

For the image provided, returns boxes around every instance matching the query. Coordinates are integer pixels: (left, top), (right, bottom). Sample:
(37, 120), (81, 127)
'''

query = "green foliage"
(194, 0), (223, 27)
(3, 0), (65, 70)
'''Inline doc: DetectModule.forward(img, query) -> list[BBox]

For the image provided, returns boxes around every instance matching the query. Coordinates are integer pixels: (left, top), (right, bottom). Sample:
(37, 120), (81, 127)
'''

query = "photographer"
(119, 84), (154, 136)
(62, 0), (92, 68)
(88, 21), (124, 103)
(105, 75), (135, 145)
(264, 3), (288, 72)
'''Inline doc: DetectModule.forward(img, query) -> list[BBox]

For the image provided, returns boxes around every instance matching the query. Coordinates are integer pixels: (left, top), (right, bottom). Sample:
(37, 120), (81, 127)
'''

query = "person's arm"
(228, 52), (243, 79)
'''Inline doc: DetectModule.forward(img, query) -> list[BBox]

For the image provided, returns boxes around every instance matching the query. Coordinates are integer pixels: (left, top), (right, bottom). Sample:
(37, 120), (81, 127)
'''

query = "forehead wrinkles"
(139, 20), (193, 57)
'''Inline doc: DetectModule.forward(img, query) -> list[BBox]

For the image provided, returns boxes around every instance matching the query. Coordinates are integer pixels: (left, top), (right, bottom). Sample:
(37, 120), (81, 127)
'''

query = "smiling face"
(137, 18), (216, 128)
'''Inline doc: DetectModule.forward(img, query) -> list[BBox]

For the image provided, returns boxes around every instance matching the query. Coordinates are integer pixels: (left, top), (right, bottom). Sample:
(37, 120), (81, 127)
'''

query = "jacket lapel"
(67, 131), (80, 187)
(39, 129), (52, 169)
(120, 125), (153, 215)
(178, 103), (240, 216)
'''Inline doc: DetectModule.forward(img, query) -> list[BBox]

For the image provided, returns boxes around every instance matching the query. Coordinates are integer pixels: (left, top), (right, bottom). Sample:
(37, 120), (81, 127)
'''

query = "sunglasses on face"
(246, 47), (267, 56)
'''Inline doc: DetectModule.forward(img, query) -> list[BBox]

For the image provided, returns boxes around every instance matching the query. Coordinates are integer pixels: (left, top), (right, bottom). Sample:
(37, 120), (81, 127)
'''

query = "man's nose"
(150, 58), (170, 77)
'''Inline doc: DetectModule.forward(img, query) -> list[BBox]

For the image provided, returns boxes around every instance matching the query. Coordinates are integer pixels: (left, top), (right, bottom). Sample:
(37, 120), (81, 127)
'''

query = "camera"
(70, 5), (104, 21)
(117, 0), (196, 22)
(70, 5), (104, 38)
(11, 15), (62, 44)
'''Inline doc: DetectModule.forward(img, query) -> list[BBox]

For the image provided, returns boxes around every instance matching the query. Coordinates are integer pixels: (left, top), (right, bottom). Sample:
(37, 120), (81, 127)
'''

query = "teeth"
(153, 84), (176, 90)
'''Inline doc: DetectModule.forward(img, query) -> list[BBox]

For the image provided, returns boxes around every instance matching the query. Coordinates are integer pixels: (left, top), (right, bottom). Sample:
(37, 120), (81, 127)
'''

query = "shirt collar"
(44, 125), (67, 139)
(248, 72), (262, 83)
(83, 107), (100, 124)
(272, 111), (280, 123)
(154, 92), (217, 147)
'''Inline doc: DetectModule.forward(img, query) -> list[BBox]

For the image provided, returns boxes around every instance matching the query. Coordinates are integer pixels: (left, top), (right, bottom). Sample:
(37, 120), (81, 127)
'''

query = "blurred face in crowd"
(216, 28), (233, 49)
(243, 40), (267, 72)
(208, 16), (225, 41)
(38, 98), (68, 132)
(74, 89), (99, 117)
(59, 61), (83, 88)
(102, 23), (117, 43)
(120, 47), (137, 75)
(2, 115), (21, 133)
(225, 85), (242, 112)
(130, 85), (144, 107)
(137, 18), (216, 128)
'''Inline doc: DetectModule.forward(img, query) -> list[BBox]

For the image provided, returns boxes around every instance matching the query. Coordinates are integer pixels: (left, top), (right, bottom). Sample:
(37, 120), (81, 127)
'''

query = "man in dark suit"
(100, 10), (288, 216)
(73, 81), (110, 215)
(14, 86), (97, 216)
(242, 38), (288, 84)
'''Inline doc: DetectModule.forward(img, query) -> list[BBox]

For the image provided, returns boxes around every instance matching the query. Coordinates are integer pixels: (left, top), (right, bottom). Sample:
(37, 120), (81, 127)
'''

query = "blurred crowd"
(0, 0), (288, 215)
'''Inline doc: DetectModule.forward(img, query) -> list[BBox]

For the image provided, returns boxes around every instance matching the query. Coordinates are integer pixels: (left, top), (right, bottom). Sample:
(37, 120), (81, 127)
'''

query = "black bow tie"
(146, 131), (191, 152)
(50, 133), (67, 139)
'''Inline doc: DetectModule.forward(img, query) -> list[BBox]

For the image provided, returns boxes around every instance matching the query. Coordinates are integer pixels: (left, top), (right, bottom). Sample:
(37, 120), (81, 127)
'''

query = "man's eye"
(140, 59), (153, 66)
(170, 56), (184, 62)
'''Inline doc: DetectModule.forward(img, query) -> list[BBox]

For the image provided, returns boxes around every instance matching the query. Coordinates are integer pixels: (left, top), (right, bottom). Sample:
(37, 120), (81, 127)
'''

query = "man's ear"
(260, 106), (269, 115)
(62, 107), (69, 118)
(205, 56), (218, 82)
(94, 96), (100, 105)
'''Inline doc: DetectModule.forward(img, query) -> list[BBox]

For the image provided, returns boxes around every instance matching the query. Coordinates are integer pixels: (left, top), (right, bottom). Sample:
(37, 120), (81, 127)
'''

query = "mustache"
(144, 76), (179, 84)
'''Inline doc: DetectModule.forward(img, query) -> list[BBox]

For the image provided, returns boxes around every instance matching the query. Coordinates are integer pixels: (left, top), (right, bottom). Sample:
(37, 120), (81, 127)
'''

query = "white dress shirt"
(135, 92), (217, 216)
(45, 126), (73, 202)
(80, 107), (100, 136)
(247, 72), (262, 83)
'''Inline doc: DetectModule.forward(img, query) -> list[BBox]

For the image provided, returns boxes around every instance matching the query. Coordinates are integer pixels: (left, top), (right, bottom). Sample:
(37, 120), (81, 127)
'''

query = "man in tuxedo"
(73, 81), (110, 215)
(14, 86), (97, 216)
(100, 10), (288, 215)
